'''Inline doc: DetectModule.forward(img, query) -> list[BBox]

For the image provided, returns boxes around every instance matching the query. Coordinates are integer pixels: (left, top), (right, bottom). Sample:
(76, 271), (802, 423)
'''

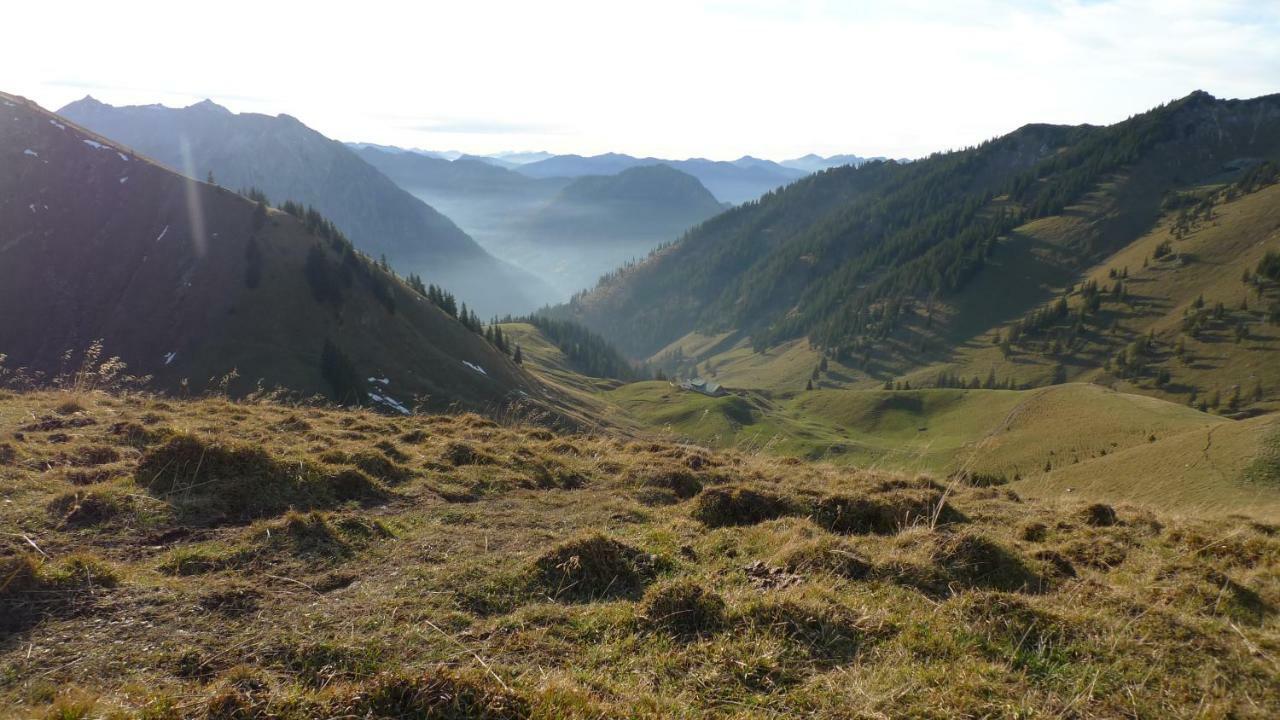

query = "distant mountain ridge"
(509, 152), (806, 205)
(355, 147), (725, 299)
(58, 97), (552, 316)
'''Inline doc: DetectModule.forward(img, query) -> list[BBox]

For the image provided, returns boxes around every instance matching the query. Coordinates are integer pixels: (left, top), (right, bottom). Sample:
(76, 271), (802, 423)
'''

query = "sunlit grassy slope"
(599, 380), (1265, 517)
(1019, 413), (1280, 518)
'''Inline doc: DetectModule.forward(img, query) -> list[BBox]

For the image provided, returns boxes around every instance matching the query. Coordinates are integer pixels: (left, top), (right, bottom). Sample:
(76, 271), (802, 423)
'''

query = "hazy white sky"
(4, 0), (1277, 160)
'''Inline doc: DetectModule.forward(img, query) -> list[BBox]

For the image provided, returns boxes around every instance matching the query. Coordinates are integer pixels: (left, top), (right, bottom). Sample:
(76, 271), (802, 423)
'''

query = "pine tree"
(513, 344), (523, 365)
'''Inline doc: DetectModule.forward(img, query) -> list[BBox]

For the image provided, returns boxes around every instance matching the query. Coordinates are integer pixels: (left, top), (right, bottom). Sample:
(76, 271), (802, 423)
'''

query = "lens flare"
(179, 135), (207, 258)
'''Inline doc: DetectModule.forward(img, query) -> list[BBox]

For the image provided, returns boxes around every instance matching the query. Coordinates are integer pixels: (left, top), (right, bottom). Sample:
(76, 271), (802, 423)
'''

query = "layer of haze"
(5, 0), (1278, 160)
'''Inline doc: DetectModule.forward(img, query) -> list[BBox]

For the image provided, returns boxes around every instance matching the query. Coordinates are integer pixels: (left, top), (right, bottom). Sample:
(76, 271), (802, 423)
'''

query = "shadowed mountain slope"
(0, 92), (545, 412)
(58, 96), (551, 316)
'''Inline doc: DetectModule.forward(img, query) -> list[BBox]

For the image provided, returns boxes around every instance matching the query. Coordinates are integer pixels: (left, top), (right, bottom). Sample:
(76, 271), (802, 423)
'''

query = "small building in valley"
(679, 377), (726, 397)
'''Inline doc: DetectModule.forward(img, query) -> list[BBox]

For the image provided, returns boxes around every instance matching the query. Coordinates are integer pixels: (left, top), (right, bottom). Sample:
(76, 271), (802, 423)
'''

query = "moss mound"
(639, 580), (726, 637)
(692, 485), (792, 527)
(532, 533), (660, 602)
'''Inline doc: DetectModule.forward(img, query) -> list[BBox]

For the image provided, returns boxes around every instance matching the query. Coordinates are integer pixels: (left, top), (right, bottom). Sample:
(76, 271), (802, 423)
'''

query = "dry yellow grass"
(1, 389), (1278, 718)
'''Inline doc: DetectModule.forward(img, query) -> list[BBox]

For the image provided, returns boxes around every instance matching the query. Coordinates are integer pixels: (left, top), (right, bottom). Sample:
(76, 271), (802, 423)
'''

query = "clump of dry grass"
(532, 533), (662, 602)
(46, 486), (133, 527)
(737, 597), (881, 662)
(1078, 502), (1119, 527)
(639, 579), (726, 637)
(325, 669), (530, 720)
(629, 464), (705, 503)
(774, 536), (873, 579)
(1, 553), (118, 632)
(692, 485), (793, 527)
(443, 440), (497, 467)
(137, 433), (384, 521)
(812, 488), (961, 535)
(0, 441), (16, 465)
(929, 531), (1045, 593)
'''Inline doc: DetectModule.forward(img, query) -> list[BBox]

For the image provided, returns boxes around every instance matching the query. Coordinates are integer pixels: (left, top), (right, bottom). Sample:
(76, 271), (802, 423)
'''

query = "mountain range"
(550, 91), (1280, 412)
(57, 97), (553, 316)
(354, 147), (727, 299)
(0, 91), (541, 411)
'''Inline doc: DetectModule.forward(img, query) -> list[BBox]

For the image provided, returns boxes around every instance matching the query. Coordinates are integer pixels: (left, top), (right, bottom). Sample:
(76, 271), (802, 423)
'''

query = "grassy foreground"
(2, 390), (1279, 718)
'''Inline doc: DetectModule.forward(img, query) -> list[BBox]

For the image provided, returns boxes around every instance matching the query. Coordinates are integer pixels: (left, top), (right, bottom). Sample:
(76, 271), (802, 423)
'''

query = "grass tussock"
(137, 433), (384, 521)
(532, 533), (662, 602)
(774, 536), (873, 579)
(1, 553), (118, 632)
(692, 485), (792, 527)
(639, 579), (726, 637)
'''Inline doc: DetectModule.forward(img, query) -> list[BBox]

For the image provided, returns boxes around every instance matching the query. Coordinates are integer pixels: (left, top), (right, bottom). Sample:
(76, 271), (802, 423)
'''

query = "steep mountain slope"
(0, 91), (543, 411)
(357, 147), (724, 298)
(515, 152), (807, 204)
(57, 97), (550, 316)
(553, 92), (1280, 397)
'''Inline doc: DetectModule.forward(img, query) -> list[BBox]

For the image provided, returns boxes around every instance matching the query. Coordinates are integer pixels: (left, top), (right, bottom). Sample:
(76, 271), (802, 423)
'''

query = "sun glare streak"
(179, 135), (207, 258)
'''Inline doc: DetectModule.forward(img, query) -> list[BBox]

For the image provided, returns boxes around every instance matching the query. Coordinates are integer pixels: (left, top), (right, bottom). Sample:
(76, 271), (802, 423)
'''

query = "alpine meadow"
(3, 2), (1280, 718)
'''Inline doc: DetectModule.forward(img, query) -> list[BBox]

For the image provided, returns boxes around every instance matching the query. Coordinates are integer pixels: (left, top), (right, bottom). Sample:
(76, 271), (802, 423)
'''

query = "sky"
(4, 0), (1278, 161)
